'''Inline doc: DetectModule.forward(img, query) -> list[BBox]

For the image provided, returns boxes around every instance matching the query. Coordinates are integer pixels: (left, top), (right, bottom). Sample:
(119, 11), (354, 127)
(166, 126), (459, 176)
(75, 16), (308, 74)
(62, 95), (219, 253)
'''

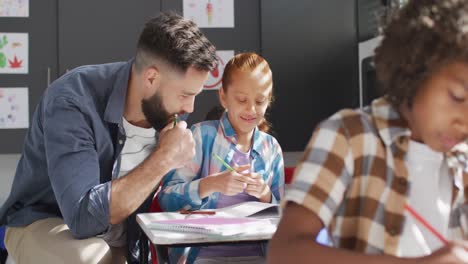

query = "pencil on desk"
(212, 153), (235, 172)
(179, 209), (216, 215)
(404, 204), (449, 245)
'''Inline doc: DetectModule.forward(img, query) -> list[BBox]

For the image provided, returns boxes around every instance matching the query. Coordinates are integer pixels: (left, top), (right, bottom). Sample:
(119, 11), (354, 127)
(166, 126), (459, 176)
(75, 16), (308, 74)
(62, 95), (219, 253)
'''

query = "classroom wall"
(0, 0), (262, 153)
(0, 0), (58, 154)
(0, 1), (370, 154)
(262, 0), (360, 151)
(164, 0), (362, 153)
(0, 154), (19, 205)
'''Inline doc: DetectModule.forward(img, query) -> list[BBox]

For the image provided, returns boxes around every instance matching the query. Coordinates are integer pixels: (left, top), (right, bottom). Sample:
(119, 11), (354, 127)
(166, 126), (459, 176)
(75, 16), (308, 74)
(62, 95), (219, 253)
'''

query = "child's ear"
(218, 87), (227, 109)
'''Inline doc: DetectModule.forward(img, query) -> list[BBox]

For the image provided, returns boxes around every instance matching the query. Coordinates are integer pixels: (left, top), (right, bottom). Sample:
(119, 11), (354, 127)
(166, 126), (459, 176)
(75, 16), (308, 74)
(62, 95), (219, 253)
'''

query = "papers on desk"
(137, 201), (280, 245)
(149, 201), (279, 236)
(215, 201), (279, 219)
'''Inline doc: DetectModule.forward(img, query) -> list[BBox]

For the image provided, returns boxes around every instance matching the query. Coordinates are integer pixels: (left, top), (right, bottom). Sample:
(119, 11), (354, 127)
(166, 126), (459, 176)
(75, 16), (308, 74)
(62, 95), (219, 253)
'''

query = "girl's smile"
(240, 115), (257, 124)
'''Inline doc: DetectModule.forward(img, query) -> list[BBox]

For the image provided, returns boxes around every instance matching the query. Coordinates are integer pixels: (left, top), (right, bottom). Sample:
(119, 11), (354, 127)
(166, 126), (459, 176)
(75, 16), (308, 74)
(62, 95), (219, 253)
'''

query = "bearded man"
(0, 12), (217, 264)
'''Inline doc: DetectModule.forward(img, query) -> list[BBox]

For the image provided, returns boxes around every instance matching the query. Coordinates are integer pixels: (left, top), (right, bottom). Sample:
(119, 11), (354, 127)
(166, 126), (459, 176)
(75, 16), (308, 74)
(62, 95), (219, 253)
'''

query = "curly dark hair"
(135, 12), (218, 73)
(375, 0), (468, 108)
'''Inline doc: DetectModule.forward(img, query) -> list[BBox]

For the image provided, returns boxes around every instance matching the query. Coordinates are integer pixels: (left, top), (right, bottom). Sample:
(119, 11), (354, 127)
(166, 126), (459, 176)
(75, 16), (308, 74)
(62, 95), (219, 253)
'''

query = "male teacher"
(0, 12), (217, 263)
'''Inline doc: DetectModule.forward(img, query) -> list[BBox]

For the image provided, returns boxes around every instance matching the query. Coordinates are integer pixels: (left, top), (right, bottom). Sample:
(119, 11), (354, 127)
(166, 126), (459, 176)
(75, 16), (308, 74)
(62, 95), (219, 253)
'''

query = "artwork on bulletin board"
(183, 0), (234, 28)
(204, 50), (234, 91)
(0, 87), (29, 129)
(0, 0), (29, 17)
(0, 33), (28, 74)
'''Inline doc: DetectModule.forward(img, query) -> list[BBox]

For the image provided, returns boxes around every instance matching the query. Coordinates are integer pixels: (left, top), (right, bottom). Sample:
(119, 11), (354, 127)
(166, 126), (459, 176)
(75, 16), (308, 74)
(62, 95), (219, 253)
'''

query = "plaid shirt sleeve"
(284, 111), (355, 227)
(269, 137), (285, 204)
(158, 124), (206, 211)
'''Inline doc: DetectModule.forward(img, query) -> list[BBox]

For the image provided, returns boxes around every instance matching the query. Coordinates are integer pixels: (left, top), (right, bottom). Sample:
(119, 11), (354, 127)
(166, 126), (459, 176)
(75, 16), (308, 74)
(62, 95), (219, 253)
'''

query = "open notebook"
(147, 216), (273, 236)
(215, 201), (279, 219)
(147, 201), (279, 236)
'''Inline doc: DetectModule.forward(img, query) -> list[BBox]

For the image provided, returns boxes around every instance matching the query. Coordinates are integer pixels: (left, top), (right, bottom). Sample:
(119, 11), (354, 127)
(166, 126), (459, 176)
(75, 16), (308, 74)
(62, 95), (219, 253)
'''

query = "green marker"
(212, 153), (235, 172)
(173, 114), (178, 128)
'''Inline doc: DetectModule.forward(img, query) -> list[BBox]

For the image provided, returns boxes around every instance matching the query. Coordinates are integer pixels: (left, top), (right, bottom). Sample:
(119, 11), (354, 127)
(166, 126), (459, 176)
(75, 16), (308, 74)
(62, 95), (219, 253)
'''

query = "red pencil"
(179, 209), (216, 215)
(404, 204), (449, 245)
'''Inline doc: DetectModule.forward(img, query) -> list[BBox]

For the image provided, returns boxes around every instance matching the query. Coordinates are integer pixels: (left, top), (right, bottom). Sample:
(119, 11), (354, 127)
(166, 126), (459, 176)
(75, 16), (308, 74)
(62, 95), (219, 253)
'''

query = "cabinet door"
(0, 0), (58, 153)
(58, 1), (161, 74)
(261, 0), (359, 151)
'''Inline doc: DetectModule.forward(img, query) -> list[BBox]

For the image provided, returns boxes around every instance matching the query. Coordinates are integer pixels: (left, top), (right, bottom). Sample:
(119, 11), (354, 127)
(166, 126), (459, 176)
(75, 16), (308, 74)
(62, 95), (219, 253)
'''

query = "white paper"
(137, 212), (278, 245)
(215, 201), (279, 219)
(0, 33), (28, 74)
(204, 50), (235, 90)
(183, 0), (234, 28)
(0, 0), (29, 17)
(0, 87), (29, 129)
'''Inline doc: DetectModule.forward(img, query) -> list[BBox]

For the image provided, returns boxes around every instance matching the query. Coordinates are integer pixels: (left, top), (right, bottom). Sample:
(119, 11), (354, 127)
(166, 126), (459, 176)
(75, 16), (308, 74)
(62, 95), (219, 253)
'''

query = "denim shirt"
(159, 113), (285, 209)
(0, 60), (152, 262)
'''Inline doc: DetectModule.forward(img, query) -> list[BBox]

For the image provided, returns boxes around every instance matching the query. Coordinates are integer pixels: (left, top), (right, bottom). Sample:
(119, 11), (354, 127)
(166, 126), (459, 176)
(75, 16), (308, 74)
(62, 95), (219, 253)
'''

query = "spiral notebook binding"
(148, 223), (215, 234)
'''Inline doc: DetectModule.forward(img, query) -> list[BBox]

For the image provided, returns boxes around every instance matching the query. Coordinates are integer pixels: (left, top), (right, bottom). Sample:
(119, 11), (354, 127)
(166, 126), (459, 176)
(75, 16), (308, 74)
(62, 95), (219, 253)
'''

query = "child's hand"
(418, 241), (468, 263)
(244, 172), (272, 202)
(199, 164), (255, 197)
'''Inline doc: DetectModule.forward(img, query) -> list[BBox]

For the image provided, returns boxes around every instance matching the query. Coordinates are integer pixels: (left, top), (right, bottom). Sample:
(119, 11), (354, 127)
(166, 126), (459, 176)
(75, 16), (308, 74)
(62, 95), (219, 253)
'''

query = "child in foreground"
(269, 0), (468, 263)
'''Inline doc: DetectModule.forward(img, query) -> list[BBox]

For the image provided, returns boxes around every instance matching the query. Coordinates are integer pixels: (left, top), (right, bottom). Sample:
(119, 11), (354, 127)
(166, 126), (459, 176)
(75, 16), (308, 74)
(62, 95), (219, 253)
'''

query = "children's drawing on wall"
(0, 0), (29, 17)
(183, 0), (234, 28)
(204, 50), (234, 90)
(0, 33), (28, 74)
(0, 88), (29, 129)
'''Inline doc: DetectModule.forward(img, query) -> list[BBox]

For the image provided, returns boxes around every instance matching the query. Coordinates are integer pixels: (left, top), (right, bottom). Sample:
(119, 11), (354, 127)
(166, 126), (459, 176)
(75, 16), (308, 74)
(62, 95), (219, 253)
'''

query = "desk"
(137, 212), (278, 264)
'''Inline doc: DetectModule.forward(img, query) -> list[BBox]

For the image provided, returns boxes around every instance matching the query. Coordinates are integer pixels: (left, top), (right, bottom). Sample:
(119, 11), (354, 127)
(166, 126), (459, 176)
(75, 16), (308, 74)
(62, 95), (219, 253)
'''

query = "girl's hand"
(244, 172), (272, 202)
(199, 164), (254, 197)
